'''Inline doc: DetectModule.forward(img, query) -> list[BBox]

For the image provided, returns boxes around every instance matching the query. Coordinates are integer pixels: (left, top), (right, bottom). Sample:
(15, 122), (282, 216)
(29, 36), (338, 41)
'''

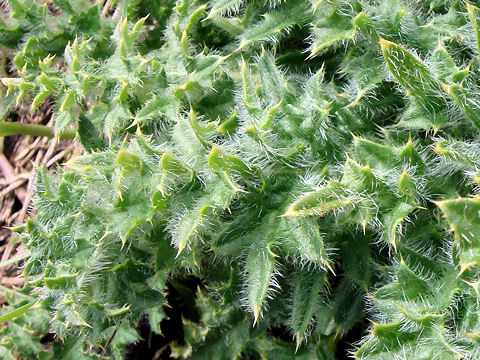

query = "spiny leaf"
(398, 138), (425, 172)
(174, 202), (213, 257)
(382, 202), (416, 248)
(341, 158), (380, 194)
(258, 49), (292, 105)
(429, 43), (464, 83)
(441, 83), (480, 130)
(78, 113), (106, 152)
(0, 92), (16, 121)
(436, 197), (480, 273)
(343, 52), (387, 106)
(375, 262), (431, 303)
(332, 279), (364, 333)
(380, 38), (444, 116)
(238, 2), (310, 49)
(206, 0), (244, 19)
(352, 11), (378, 42)
(109, 322), (141, 359)
(116, 149), (143, 173)
(132, 94), (179, 127)
(309, 4), (356, 58)
(208, 147), (265, 190)
(210, 209), (260, 256)
(159, 152), (194, 195)
(353, 137), (401, 171)
(467, 1), (480, 58)
(217, 110), (239, 135)
(209, 16), (243, 37)
(104, 103), (131, 143)
(245, 241), (275, 324)
(397, 99), (448, 131)
(161, 152), (193, 177)
(356, 318), (461, 360)
(340, 235), (371, 291)
(282, 217), (329, 267)
(54, 111), (74, 136)
(283, 182), (350, 217)
(291, 268), (325, 349)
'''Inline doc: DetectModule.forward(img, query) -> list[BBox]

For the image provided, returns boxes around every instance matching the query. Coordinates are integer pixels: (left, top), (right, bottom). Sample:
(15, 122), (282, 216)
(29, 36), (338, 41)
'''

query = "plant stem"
(0, 300), (38, 323)
(0, 252), (30, 270)
(0, 121), (76, 140)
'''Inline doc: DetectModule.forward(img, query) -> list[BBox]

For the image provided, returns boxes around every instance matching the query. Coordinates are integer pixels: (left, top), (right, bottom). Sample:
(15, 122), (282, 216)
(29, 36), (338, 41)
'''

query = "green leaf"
(116, 149), (143, 173)
(155, 234), (177, 272)
(238, 2), (310, 49)
(78, 113), (106, 152)
(0, 91), (16, 121)
(51, 337), (94, 360)
(432, 140), (480, 175)
(467, 2), (480, 58)
(310, 6), (356, 57)
(290, 268), (326, 348)
(147, 306), (167, 335)
(429, 43), (461, 83)
(333, 279), (364, 332)
(54, 111), (74, 135)
(397, 99), (448, 131)
(397, 137), (425, 172)
(258, 49), (292, 105)
(340, 158), (381, 194)
(246, 243), (275, 324)
(281, 217), (329, 267)
(217, 110), (239, 135)
(382, 202), (416, 248)
(283, 182), (350, 217)
(209, 16), (244, 37)
(0, 26), (23, 49)
(0, 345), (15, 360)
(206, 0), (244, 18)
(436, 197), (480, 272)
(158, 152), (194, 195)
(380, 38), (444, 117)
(208, 147), (265, 190)
(109, 322), (141, 360)
(375, 262), (430, 302)
(343, 52), (387, 106)
(356, 318), (461, 360)
(441, 83), (480, 130)
(352, 11), (378, 42)
(353, 137), (401, 171)
(210, 209), (260, 256)
(132, 94), (178, 127)
(174, 202), (213, 256)
(104, 103), (131, 142)
(340, 235), (371, 291)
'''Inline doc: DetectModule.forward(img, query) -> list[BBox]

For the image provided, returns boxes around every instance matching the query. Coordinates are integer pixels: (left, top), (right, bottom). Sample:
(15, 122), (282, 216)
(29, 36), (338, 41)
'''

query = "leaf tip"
(295, 336), (302, 352)
(175, 246), (184, 259)
(378, 36), (391, 48)
(253, 309), (260, 326)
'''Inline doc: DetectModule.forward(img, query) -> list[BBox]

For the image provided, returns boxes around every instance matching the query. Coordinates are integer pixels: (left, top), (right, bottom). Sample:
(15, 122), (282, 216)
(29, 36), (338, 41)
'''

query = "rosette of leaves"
(3, 0), (480, 359)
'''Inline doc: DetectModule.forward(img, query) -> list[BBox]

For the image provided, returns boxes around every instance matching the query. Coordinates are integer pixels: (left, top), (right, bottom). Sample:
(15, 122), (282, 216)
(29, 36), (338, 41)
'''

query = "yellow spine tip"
(175, 246), (185, 259)
(295, 337), (302, 352)
(253, 309), (260, 326)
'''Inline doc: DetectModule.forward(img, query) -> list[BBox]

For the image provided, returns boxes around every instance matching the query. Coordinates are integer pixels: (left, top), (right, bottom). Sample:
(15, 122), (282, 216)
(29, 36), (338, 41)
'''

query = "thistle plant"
(2, 0), (480, 358)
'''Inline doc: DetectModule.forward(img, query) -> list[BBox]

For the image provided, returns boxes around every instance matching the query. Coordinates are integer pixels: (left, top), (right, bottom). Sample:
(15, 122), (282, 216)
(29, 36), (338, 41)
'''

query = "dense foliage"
(2, 0), (480, 358)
